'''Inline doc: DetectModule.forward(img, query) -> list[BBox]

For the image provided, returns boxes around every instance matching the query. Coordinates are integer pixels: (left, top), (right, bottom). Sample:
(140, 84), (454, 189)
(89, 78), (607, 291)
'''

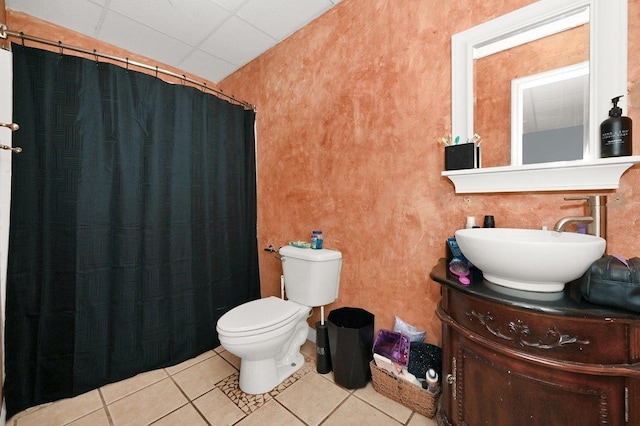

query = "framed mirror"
(445, 0), (635, 193)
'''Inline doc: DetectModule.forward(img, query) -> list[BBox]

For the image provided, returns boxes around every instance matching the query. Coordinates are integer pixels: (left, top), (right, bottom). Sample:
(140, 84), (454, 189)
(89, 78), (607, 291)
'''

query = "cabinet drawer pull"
(448, 357), (456, 399)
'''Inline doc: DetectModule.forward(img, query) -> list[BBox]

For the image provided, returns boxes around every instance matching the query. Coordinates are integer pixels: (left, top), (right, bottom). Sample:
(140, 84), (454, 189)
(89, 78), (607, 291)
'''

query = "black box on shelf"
(444, 143), (481, 171)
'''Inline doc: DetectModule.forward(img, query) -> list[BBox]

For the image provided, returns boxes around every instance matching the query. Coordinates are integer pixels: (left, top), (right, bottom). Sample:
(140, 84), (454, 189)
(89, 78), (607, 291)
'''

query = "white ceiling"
(5, 0), (342, 83)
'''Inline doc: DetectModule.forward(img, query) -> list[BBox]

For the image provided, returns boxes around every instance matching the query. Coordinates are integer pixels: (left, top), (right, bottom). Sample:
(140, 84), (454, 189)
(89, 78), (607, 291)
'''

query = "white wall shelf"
(442, 156), (640, 193)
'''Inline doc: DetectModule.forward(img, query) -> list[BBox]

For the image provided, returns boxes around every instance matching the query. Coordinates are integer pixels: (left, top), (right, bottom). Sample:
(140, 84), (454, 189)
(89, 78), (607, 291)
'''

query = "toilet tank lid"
(279, 245), (342, 261)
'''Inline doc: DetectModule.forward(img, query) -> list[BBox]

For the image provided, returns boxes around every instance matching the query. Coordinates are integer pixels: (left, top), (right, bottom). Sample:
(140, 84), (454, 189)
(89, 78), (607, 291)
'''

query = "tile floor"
(7, 340), (439, 426)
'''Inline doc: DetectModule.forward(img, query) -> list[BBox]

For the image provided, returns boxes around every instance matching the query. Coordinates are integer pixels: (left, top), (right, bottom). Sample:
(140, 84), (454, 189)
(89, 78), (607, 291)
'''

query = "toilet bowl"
(216, 296), (311, 394)
(216, 246), (342, 394)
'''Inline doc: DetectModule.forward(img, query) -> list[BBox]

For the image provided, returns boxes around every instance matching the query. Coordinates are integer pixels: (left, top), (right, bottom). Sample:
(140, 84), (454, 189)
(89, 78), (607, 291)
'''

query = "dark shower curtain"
(5, 44), (260, 417)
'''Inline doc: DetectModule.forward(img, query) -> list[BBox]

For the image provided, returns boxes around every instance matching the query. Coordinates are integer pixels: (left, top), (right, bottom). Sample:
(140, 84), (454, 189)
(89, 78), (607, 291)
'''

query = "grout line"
(316, 390), (352, 425)
(186, 396), (214, 426)
(162, 370), (211, 424)
(271, 398), (310, 425)
(350, 391), (408, 425)
(96, 388), (115, 426)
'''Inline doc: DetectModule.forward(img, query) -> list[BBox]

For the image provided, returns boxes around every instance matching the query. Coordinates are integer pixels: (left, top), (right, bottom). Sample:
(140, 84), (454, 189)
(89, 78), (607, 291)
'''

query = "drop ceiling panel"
(237, 0), (336, 40)
(199, 16), (275, 67)
(99, 10), (194, 66)
(5, 0), (342, 83)
(210, 0), (249, 13)
(179, 48), (237, 83)
(9, 0), (105, 38)
(106, 0), (230, 47)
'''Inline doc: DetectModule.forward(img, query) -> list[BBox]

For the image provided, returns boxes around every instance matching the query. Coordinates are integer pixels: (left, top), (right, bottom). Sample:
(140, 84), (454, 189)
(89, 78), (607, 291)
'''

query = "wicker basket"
(369, 361), (439, 418)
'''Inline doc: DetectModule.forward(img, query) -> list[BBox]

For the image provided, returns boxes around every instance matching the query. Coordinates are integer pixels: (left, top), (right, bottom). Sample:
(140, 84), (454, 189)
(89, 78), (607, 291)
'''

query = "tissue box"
(445, 143), (480, 171)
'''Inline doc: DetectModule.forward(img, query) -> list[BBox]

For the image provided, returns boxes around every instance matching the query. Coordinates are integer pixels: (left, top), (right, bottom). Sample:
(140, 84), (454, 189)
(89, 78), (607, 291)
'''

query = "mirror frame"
(449, 0), (629, 193)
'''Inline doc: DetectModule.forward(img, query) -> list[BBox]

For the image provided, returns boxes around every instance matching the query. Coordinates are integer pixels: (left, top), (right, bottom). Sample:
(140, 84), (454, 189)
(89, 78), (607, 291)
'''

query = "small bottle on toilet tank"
(311, 230), (323, 249)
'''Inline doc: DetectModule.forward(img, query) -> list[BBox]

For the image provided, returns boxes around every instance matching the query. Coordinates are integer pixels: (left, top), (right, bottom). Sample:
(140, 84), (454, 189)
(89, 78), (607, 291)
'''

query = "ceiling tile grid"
(5, 0), (343, 82)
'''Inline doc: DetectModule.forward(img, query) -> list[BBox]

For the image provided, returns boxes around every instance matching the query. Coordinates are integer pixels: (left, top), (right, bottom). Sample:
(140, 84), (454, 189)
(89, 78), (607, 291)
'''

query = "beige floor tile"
(100, 368), (168, 404)
(171, 354), (236, 400)
(407, 411), (439, 425)
(300, 339), (316, 358)
(235, 400), (304, 426)
(107, 377), (188, 426)
(8, 340), (434, 426)
(164, 350), (216, 375)
(151, 404), (208, 425)
(15, 390), (103, 426)
(8, 402), (51, 424)
(193, 388), (246, 425)
(322, 396), (402, 426)
(354, 381), (413, 423)
(217, 349), (240, 370)
(66, 408), (111, 426)
(322, 370), (340, 385)
(275, 371), (349, 425)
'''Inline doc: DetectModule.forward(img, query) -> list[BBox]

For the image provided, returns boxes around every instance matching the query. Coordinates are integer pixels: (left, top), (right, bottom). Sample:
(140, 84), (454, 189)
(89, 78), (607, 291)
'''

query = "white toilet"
(216, 245), (342, 394)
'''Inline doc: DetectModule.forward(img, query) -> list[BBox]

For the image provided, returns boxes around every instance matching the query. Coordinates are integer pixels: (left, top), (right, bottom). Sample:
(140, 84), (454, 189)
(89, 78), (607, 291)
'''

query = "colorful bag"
(372, 329), (410, 367)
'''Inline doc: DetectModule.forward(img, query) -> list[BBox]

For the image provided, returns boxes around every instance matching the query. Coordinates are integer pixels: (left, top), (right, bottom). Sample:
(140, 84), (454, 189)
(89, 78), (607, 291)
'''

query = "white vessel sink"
(454, 228), (606, 293)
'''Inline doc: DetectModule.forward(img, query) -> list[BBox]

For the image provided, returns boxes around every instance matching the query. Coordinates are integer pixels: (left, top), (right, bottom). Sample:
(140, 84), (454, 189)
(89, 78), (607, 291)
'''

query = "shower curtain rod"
(0, 24), (256, 111)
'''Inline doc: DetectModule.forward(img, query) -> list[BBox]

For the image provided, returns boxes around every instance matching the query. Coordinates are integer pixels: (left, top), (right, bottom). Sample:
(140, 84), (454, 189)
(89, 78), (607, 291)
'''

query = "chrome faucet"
(553, 196), (607, 239)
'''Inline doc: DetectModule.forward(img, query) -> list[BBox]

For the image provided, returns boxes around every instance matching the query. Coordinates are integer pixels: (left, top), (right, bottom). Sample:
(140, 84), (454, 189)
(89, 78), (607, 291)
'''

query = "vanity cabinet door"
(442, 329), (626, 426)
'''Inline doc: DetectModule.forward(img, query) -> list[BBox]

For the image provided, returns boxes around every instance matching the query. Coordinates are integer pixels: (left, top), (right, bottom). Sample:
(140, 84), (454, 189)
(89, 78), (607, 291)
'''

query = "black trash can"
(327, 307), (375, 389)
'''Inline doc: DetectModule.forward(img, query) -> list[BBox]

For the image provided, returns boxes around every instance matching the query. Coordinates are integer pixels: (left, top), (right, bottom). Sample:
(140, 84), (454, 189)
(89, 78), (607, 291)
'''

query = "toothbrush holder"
(444, 143), (481, 171)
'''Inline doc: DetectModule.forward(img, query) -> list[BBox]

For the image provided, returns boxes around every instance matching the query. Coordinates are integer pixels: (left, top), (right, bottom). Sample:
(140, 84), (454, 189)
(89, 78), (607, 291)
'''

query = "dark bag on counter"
(580, 255), (640, 312)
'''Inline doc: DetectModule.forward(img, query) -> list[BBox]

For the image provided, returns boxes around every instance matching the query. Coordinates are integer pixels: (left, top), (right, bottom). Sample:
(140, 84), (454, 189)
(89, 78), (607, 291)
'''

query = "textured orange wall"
(221, 0), (640, 346)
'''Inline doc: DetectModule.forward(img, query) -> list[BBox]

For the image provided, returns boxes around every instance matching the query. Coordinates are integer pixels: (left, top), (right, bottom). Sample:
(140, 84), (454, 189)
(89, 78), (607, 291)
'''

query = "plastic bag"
(393, 316), (426, 343)
(372, 329), (410, 367)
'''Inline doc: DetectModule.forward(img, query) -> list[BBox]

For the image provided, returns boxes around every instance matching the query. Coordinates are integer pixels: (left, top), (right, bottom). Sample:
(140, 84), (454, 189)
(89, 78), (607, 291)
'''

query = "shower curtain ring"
(0, 144), (22, 153)
(19, 31), (24, 46)
(93, 49), (99, 65)
(58, 41), (63, 56)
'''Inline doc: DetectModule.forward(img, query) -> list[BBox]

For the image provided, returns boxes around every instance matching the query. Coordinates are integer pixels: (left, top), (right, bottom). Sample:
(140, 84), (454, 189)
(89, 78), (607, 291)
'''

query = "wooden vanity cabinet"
(431, 260), (640, 426)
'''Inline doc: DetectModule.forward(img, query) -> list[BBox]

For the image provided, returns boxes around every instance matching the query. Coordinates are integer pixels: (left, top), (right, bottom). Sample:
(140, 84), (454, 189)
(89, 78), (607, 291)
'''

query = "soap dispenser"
(600, 95), (632, 158)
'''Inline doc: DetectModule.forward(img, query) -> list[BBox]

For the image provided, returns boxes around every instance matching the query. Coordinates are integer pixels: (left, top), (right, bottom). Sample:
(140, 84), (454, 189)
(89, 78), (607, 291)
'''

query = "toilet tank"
(279, 245), (342, 307)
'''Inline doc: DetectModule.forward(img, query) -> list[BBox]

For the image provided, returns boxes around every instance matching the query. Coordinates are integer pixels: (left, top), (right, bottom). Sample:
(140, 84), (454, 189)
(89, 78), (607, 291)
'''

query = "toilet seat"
(217, 296), (305, 337)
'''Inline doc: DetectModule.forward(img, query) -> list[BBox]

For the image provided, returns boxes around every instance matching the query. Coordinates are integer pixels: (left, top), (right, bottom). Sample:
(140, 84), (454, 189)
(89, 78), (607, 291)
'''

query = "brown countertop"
(430, 258), (640, 320)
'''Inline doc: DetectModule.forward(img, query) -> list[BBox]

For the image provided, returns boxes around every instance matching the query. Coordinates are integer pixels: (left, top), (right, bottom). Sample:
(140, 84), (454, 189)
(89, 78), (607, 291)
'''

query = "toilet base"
(239, 352), (305, 394)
